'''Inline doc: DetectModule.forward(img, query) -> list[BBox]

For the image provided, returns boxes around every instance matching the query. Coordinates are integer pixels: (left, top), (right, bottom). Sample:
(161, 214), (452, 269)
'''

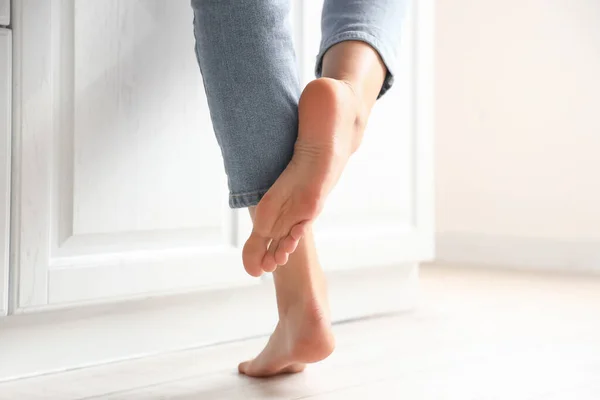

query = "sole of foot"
(242, 77), (364, 277)
(238, 300), (335, 377)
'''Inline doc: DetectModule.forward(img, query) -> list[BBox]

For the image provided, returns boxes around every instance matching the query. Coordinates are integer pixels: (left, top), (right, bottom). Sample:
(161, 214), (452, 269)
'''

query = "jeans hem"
(229, 188), (269, 209)
(315, 30), (397, 98)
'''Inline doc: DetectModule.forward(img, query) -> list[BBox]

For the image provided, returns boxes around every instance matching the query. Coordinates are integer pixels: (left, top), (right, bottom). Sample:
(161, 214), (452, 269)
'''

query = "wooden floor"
(1, 264), (599, 399)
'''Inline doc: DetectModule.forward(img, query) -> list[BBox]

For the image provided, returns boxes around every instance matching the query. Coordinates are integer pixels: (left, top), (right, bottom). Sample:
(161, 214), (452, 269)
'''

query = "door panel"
(0, 0), (9, 26)
(72, 1), (223, 236)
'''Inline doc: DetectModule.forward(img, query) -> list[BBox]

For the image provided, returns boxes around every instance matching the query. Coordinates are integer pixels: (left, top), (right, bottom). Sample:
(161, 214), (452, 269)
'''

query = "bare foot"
(242, 77), (366, 276)
(238, 295), (335, 377)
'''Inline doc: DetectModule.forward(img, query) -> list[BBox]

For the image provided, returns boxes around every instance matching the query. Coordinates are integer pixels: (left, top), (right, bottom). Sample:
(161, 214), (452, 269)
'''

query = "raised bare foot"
(238, 296), (335, 377)
(242, 77), (367, 276)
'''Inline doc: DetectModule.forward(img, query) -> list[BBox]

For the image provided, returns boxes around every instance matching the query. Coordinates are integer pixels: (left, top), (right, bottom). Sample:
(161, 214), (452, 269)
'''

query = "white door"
(12, 0), (255, 312)
(0, 28), (10, 316)
(300, 0), (434, 272)
(12, 0), (433, 312)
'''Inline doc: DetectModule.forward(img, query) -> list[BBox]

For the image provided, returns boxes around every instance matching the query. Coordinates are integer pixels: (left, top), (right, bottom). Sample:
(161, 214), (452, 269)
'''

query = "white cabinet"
(2, 0), (433, 380)
(11, 0), (432, 312)
(0, 28), (10, 316)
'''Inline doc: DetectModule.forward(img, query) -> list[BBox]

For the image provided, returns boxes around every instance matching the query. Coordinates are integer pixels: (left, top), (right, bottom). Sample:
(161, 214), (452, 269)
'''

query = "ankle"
(335, 79), (370, 149)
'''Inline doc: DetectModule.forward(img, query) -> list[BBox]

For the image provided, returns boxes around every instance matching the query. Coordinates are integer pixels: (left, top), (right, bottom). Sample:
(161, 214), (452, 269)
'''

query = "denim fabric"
(191, 0), (404, 208)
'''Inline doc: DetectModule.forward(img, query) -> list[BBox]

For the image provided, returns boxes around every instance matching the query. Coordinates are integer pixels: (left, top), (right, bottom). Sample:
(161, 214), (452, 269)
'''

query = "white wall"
(435, 0), (600, 270)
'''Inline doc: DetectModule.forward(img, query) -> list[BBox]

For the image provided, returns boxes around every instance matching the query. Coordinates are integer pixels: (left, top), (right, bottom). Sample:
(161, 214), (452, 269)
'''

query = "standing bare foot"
(238, 299), (334, 377)
(238, 229), (335, 377)
(242, 77), (366, 276)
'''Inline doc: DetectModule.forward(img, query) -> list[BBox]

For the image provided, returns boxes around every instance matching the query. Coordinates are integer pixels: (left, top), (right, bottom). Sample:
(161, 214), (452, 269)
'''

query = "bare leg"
(238, 0), (403, 376)
(239, 207), (334, 377)
(240, 41), (390, 376)
(243, 41), (388, 272)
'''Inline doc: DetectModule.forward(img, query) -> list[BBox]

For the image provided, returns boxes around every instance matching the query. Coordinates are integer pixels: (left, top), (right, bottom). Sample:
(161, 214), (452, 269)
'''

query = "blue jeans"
(191, 0), (404, 208)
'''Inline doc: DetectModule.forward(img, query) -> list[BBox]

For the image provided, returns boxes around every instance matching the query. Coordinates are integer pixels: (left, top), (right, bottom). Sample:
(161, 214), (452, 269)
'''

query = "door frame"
(0, 28), (11, 316)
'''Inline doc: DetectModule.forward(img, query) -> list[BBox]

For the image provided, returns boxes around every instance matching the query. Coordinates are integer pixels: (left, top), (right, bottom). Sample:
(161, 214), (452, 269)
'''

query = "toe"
(242, 232), (270, 277)
(280, 235), (300, 254)
(290, 221), (308, 241)
(261, 239), (279, 272)
(238, 361), (250, 375)
(274, 245), (289, 266)
(269, 223), (307, 267)
(269, 238), (289, 266)
(274, 222), (306, 260)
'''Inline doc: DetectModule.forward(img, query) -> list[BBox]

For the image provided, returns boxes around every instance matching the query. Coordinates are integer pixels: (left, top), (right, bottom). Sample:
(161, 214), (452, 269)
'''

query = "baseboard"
(436, 232), (600, 273)
(0, 264), (418, 382)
